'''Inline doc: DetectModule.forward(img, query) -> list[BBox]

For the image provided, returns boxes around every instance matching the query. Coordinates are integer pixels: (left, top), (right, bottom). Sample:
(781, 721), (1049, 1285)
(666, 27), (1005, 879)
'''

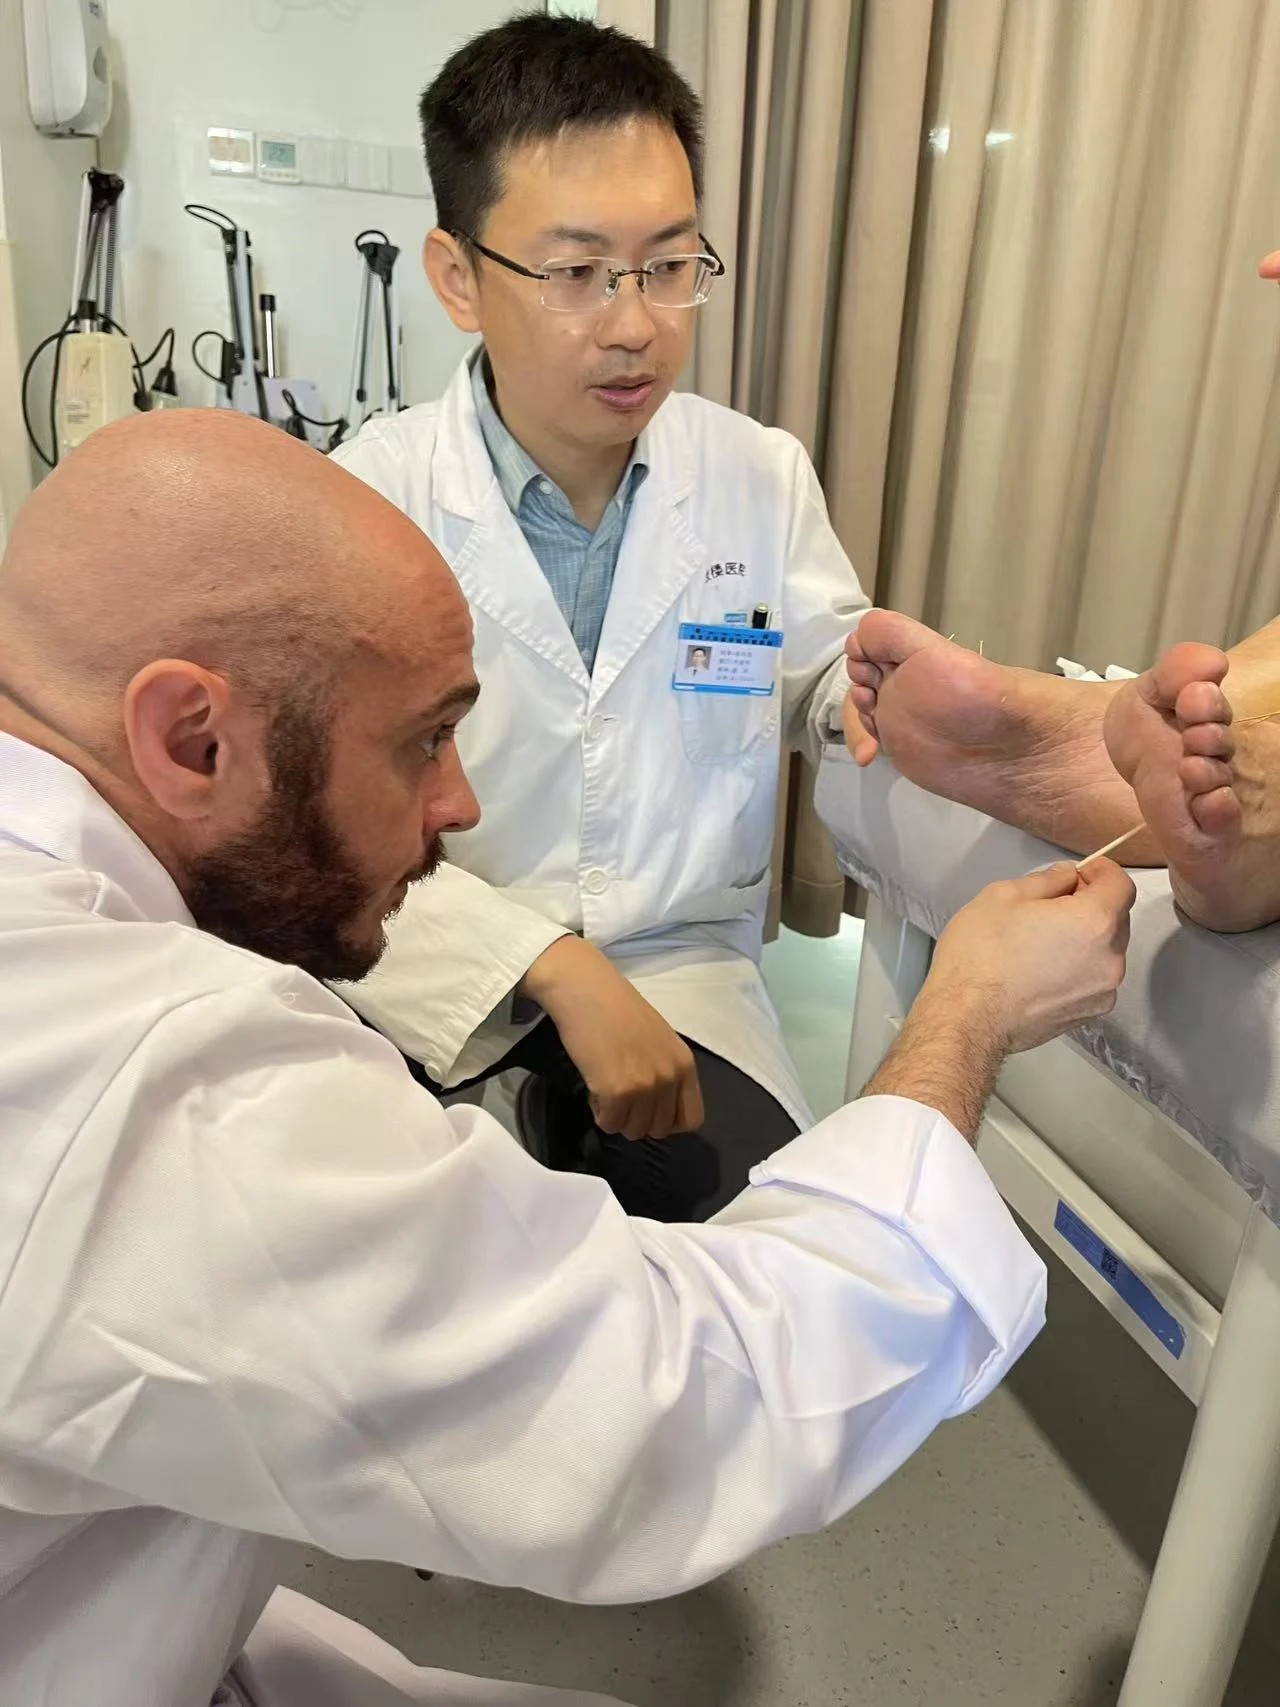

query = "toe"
(1180, 754), (1234, 798)
(841, 696), (879, 766)
(854, 608), (944, 669)
(1175, 678), (1232, 729)
(847, 658), (883, 692)
(1188, 784), (1243, 838)
(1146, 642), (1230, 711)
(1182, 718), (1235, 760)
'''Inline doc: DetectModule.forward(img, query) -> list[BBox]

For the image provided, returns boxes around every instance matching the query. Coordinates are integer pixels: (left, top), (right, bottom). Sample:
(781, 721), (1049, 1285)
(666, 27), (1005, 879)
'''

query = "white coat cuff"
(747, 1094), (1046, 1412)
(338, 915), (570, 1084)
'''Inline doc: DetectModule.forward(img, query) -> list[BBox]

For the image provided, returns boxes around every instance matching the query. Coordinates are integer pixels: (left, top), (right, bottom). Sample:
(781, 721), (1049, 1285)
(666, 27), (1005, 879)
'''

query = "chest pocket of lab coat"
(678, 688), (781, 764)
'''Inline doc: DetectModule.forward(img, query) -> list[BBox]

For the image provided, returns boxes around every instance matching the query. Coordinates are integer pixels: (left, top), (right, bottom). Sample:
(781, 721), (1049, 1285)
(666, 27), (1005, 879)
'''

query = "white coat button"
(583, 868), (610, 895)
(586, 715), (608, 741)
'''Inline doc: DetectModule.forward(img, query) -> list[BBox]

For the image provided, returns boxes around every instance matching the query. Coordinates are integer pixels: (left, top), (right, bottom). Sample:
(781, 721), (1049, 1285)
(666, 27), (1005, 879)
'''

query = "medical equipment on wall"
(346, 228), (402, 432)
(22, 0), (113, 138)
(21, 172), (176, 467)
(185, 202), (342, 449)
(57, 170), (134, 451)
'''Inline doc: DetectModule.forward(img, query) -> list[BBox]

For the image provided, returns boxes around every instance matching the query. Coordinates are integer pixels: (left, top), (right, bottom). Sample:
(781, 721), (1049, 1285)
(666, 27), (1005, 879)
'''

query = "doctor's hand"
(520, 937), (706, 1141)
(866, 860), (1134, 1141)
(928, 859), (1136, 1055)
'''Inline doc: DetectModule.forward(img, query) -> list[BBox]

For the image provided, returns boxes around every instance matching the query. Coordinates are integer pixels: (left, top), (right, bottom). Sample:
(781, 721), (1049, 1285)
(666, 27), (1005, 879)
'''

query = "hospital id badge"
(672, 622), (782, 696)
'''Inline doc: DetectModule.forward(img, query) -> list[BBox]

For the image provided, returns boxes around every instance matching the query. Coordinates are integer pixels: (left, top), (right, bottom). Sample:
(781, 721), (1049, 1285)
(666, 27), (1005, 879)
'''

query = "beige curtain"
(662, 0), (862, 939)
(827, 0), (1280, 664)
(660, 0), (1280, 938)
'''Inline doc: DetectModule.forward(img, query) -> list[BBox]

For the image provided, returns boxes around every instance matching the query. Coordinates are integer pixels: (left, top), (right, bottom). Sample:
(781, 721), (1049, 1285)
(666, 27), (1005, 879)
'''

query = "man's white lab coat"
(332, 360), (869, 1124)
(0, 732), (1045, 1705)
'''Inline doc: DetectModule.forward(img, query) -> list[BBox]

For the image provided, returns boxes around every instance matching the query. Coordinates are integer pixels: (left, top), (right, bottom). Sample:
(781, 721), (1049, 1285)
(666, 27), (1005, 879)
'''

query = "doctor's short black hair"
(419, 12), (705, 240)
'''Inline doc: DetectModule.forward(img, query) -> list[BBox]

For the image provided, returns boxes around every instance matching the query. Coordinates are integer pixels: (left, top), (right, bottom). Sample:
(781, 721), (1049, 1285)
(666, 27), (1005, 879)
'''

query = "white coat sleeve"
(330, 423), (570, 1082)
(333, 864), (569, 1085)
(2, 980), (1047, 1604)
(778, 437), (871, 767)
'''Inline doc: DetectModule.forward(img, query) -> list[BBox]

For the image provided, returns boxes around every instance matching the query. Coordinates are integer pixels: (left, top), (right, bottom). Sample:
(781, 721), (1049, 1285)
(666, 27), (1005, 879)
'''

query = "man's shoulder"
(142, 919), (360, 1035)
(0, 873), (372, 1205)
(662, 390), (806, 472)
(659, 392), (810, 516)
(0, 852), (358, 1037)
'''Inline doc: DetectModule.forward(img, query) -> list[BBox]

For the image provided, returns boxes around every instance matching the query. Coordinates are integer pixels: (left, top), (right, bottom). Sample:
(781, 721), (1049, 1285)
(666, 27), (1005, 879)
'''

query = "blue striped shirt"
(471, 352), (649, 671)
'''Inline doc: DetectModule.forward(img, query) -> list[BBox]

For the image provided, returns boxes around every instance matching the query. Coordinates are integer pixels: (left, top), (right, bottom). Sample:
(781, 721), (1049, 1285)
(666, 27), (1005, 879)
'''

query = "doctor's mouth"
(588, 372), (660, 413)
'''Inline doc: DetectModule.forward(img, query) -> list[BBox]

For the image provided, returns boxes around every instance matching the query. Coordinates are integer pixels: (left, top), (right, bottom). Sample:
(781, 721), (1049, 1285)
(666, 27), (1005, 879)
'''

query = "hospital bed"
(814, 746), (1280, 1707)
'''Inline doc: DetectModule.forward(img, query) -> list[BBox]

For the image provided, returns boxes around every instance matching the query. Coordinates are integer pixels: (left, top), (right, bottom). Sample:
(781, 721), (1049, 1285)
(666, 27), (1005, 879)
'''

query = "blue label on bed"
(1053, 1202), (1185, 1359)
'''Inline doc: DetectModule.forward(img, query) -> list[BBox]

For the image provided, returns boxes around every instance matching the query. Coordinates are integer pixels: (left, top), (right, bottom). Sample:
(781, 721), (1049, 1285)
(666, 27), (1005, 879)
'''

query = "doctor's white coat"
(332, 361), (869, 1123)
(0, 733), (1046, 1705)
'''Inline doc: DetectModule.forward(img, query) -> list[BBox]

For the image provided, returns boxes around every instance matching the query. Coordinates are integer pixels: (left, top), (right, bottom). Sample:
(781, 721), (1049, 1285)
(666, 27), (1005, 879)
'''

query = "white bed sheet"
(815, 749), (1280, 1224)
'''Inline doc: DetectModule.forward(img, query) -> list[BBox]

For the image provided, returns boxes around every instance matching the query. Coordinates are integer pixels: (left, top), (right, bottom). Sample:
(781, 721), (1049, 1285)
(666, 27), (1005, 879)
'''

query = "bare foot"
(844, 611), (1155, 857)
(1103, 643), (1280, 931)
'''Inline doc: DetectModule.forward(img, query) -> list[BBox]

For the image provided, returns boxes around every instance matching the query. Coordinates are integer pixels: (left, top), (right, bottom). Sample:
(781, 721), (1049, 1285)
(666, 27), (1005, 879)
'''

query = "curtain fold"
(861, 0), (1280, 667)
(666, 0), (860, 939)
(644, 0), (1280, 932)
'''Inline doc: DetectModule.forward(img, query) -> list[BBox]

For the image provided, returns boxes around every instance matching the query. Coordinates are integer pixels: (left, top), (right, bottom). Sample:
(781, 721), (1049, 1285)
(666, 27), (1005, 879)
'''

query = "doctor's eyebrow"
(541, 217), (699, 249)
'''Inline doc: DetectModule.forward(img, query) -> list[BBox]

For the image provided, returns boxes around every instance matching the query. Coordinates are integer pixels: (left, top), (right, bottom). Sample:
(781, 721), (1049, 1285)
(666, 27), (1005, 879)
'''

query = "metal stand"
(346, 229), (402, 431)
(185, 203), (268, 419)
(68, 170), (124, 329)
(1118, 1202), (1280, 1706)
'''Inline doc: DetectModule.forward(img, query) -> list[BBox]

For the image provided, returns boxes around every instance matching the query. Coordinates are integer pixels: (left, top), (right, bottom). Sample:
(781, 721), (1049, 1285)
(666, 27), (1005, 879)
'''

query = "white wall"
(0, 0), (97, 490)
(101, 0), (525, 420)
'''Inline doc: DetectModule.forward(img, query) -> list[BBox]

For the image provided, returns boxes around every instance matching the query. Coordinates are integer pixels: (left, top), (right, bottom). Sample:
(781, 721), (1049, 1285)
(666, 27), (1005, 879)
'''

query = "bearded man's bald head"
(0, 409), (440, 745)
(0, 409), (480, 981)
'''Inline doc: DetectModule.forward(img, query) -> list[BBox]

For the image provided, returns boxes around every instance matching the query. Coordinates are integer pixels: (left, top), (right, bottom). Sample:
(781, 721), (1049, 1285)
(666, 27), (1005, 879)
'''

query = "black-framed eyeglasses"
(456, 232), (726, 313)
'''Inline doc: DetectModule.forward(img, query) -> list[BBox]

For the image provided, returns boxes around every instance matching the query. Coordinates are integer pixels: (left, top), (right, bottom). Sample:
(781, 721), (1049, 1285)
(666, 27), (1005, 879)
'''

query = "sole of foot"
(846, 611), (1141, 851)
(1103, 642), (1280, 931)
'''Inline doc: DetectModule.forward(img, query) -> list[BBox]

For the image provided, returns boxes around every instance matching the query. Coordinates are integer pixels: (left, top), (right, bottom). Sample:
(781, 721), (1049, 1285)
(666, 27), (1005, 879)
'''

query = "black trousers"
(401, 1016), (799, 1223)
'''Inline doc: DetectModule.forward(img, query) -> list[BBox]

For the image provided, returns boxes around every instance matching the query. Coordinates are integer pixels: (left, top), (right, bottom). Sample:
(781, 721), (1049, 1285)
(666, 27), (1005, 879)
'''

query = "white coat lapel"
(589, 397), (702, 702)
(430, 359), (590, 689)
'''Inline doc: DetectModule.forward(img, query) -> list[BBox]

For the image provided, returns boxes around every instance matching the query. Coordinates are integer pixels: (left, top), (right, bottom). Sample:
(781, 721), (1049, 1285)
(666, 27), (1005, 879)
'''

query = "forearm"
(517, 930), (593, 1004)
(864, 979), (1007, 1143)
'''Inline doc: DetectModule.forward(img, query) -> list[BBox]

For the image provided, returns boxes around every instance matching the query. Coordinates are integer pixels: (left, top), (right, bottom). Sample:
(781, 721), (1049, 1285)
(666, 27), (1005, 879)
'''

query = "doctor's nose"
(427, 742), (482, 836)
(596, 275), (657, 350)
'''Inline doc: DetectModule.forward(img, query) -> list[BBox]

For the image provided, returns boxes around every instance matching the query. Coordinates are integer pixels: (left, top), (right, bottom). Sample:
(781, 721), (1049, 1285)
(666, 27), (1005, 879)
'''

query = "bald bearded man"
(0, 410), (1135, 1707)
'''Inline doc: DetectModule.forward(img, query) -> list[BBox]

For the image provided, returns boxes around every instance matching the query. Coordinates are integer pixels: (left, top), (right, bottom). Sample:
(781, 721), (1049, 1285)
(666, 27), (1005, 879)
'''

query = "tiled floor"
(283, 926), (1280, 1703)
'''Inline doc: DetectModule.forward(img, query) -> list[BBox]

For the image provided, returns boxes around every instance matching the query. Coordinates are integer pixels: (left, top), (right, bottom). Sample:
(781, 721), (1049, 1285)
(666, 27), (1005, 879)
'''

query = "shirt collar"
(0, 731), (193, 927)
(468, 347), (649, 521)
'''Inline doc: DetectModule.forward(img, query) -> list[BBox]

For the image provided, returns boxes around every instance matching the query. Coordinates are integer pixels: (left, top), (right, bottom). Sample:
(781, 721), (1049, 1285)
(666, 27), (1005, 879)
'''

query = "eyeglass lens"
(540, 255), (716, 312)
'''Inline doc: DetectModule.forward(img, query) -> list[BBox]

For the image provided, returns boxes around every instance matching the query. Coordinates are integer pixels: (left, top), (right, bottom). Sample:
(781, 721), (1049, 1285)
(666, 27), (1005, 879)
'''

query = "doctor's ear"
(424, 230), (482, 334)
(123, 661), (249, 822)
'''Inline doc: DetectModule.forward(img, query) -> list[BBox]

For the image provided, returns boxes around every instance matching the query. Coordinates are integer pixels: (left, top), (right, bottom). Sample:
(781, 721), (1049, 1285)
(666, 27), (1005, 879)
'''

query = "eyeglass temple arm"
(452, 232), (550, 282)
